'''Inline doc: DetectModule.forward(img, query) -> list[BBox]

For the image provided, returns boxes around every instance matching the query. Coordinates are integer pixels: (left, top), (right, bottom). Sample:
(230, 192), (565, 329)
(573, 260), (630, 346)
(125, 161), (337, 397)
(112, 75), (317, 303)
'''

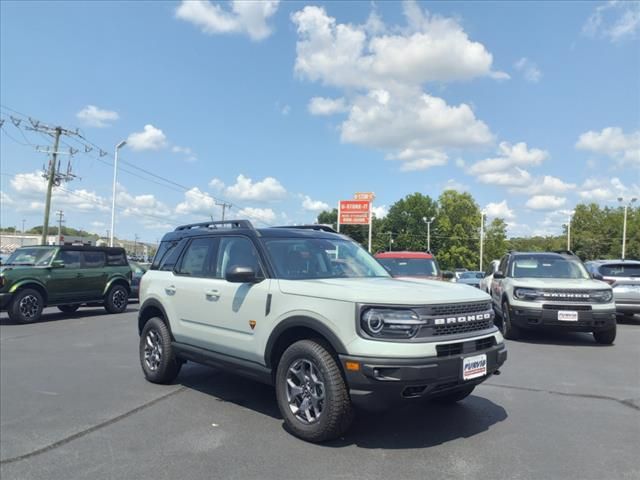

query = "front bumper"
(509, 305), (616, 331)
(0, 292), (12, 310)
(615, 303), (640, 314)
(339, 341), (507, 411)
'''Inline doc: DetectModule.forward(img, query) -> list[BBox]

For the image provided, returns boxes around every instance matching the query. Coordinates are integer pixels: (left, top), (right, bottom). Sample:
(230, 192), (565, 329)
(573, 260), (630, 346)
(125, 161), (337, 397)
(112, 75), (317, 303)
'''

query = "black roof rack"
(273, 225), (337, 233)
(552, 250), (577, 256)
(174, 220), (254, 231)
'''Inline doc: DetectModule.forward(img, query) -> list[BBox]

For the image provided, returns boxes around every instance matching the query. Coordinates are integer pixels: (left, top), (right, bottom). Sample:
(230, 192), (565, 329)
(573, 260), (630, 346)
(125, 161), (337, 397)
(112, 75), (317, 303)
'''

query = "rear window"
(377, 258), (440, 277)
(599, 264), (640, 277)
(83, 251), (105, 268)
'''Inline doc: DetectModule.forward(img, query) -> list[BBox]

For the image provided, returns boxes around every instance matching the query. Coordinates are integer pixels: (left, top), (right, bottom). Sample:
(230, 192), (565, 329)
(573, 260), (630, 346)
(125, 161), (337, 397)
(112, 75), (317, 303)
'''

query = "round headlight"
(363, 309), (384, 334)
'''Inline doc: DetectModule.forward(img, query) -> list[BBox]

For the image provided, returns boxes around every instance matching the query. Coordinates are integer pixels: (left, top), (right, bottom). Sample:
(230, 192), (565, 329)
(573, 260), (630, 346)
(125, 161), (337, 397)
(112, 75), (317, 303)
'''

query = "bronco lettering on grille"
(434, 312), (492, 325)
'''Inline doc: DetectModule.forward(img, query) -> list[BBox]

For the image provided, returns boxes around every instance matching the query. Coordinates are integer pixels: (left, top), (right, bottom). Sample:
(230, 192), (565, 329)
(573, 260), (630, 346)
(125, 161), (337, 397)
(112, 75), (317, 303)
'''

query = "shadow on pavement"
(509, 328), (613, 347)
(177, 363), (507, 449)
(0, 306), (137, 325)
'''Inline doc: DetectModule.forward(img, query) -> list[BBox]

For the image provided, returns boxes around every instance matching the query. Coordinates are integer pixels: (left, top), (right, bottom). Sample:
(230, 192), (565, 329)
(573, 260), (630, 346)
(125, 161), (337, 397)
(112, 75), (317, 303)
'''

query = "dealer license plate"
(462, 354), (487, 381)
(558, 310), (578, 321)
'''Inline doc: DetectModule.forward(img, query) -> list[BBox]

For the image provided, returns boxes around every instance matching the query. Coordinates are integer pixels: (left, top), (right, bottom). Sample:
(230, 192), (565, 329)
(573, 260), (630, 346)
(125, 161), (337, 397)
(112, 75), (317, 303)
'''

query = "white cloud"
(514, 57), (542, 83)
(525, 195), (567, 210)
(292, 3), (501, 171)
(237, 207), (276, 224)
(209, 178), (225, 190)
(372, 205), (388, 219)
(76, 105), (119, 128)
(1, 191), (14, 206)
(175, 187), (216, 216)
(127, 124), (168, 151)
(387, 148), (448, 172)
(91, 221), (106, 228)
(280, 104), (291, 115)
(476, 168), (532, 187)
(117, 186), (174, 227)
(442, 179), (469, 192)
(10, 171), (109, 213)
(583, 1), (640, 43)
(172, 145), (197, 162)
(510, 175), (576, 195)
(470, 141), (548, 175)
(292, 3), (507, 89)
(576, 126), (640, 167)
(301, 195), (329, 212)
(484, 200), (515, 220)
(308, 97), (348, 115)
(578, 177), (640, 202)
(224, 174), (287, 201)
(175, 0), (280, 41)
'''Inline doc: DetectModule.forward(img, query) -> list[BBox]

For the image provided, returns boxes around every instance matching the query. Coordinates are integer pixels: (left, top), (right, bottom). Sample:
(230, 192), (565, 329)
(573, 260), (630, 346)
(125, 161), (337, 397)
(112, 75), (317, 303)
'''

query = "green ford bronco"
(0, 245), (132, 323)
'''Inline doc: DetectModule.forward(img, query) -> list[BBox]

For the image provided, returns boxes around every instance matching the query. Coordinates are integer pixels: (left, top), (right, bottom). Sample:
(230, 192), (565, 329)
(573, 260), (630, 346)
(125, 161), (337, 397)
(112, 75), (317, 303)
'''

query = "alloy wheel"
(144, 330), (163, 371)
(286, 358), (325, 424)
(19, 294), (39, 320)
(112, 289), (126, 310)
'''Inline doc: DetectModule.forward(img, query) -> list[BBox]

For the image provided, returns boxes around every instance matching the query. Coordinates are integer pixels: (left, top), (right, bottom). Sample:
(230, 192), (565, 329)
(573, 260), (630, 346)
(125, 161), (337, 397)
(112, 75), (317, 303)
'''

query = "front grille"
(476, 336), (496, 350)
(540, 290), (593, 302)
(436, 343), (463, 357)
(543, 304), (592, 311)
(428, 301), (491, 316)
(433, 318), (494, 336)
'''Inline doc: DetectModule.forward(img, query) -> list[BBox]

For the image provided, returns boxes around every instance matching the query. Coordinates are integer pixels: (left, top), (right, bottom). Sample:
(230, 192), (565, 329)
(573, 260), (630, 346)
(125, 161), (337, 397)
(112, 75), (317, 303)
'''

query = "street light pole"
(423, 216), (435, 252)
(619, 197), (637, 260)
(567, 213), (571, 251)
(110, 140), (127, 247)
(480, 212), (485, 272)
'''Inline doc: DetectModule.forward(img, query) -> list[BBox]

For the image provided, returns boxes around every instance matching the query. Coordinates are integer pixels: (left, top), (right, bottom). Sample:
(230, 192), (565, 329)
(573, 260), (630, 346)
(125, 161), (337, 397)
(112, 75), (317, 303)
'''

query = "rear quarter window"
(106, 251), (127, 266)
(83, 251), (106, 268)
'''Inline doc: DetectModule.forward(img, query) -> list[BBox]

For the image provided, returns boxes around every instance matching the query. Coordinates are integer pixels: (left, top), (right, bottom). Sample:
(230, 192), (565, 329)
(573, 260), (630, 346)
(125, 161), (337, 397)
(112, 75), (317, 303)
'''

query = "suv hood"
(511, 278), (610, 290)
(278, 277), (490, 305)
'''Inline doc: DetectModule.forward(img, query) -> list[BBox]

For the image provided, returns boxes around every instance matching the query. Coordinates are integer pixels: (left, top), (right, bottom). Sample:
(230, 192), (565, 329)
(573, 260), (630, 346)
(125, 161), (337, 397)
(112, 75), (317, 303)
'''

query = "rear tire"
(501, 301), (522, 340)
(433, 386), (475, 404)
(139, 317), (181, 384)
(593, 325), (616, 345)
(104, 284), (128, 314)
(8, 288), (44, 324)
(275, 339), (353, 443)
(58, 304), (80, 314)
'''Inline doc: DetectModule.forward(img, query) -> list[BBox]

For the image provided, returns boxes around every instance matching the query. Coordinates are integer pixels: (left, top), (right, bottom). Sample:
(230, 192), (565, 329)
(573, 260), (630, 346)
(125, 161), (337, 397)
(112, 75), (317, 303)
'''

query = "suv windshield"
(511, 255), (589, 279)
(5, 247), (57, 266)
(377, 258), (439, 277)
(598, 263), (640, 277)
(263, 238), (389, 280)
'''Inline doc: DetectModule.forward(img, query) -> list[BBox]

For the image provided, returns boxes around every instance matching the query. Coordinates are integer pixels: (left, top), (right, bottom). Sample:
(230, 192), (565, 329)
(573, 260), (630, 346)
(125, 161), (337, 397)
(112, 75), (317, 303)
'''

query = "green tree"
(483, 218), (508, 267)
(435, 190), (481, 270)
(380, 193), (437, 251)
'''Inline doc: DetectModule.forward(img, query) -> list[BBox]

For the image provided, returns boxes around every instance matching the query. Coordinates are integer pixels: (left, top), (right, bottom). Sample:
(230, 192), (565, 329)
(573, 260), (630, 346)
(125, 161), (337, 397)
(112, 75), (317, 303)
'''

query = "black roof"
(161, 220), (345, 242)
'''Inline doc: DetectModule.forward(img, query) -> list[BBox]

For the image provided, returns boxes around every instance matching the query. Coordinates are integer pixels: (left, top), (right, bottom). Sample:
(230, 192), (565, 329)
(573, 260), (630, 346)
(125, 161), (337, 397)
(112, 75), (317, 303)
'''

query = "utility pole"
(216, 201), (232, 221)
(479, 211), (485, 272)
(133, 234), (139, 258)
(41, 127), (61, 244)
(21, 219), (25, 247)
(56, 210), (65, 245)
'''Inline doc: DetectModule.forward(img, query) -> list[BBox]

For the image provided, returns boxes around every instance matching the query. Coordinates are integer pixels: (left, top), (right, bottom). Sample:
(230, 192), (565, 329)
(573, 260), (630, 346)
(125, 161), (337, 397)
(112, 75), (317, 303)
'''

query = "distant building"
(0, 233), (96, 253)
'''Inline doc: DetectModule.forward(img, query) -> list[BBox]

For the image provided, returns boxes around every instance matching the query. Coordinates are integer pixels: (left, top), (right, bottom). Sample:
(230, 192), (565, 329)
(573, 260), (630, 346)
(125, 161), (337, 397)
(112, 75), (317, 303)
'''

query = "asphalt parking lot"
(1, 307), (639, 480)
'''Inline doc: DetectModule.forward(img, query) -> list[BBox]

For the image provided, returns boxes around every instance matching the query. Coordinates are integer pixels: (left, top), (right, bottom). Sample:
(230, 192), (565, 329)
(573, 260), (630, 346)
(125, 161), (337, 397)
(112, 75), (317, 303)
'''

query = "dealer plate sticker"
(558, 311), (578, 321)
(463, 354), (487, 381)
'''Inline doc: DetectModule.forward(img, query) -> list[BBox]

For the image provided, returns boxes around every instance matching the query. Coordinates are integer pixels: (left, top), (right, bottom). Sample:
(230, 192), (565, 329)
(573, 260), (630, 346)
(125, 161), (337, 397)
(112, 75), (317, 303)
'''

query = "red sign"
(339, 200), (370, 225)
(354, 192), (375, 201)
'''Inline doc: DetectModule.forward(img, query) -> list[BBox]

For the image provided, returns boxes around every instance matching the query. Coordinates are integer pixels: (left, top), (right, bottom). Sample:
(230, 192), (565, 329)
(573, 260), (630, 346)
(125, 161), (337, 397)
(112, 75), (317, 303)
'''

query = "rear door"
(48, 249), (87, 302)
(81, 251), (108, 300)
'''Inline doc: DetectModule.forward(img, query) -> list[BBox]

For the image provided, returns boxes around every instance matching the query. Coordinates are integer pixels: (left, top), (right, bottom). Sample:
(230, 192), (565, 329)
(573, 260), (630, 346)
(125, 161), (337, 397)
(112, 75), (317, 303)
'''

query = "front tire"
(8, 288), (44, 324)
(139, 317), (181, 384)
(593, 325), (616, 345)
(58, 304), (80, 314)
(104, 284), (128, 314)
(433, 386), (475, 404)
(275, 340), (353, 442)
(501, 301), (522, 340)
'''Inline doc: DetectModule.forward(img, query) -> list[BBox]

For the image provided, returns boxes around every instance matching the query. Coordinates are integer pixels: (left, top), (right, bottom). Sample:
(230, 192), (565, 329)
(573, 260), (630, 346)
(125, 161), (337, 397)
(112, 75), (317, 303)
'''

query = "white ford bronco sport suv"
(138, 220), (507, 442)
(491, 251), (616, 344)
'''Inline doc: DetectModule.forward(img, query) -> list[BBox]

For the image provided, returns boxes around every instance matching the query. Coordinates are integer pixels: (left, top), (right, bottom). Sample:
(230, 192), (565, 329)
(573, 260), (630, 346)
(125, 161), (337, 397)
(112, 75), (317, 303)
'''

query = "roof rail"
(553, 250), (577, 256)
(174, 220), (254, 231)
(273, 225), (337, 233)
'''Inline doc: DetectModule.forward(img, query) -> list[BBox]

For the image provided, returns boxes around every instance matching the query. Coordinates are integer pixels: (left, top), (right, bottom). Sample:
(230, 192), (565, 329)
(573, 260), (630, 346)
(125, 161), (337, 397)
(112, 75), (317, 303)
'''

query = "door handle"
(205, 289), (220, 300)
(165, 285), (176, 296)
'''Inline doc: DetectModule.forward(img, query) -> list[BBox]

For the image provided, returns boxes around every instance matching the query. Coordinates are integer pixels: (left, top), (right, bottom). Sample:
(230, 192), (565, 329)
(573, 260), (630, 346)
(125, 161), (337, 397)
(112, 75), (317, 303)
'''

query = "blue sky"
(1, 0), (639, 243)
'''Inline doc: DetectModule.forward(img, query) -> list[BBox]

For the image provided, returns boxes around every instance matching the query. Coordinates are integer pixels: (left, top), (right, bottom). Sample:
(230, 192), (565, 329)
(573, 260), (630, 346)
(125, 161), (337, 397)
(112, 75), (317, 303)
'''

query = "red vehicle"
(374, 251), (443, 280)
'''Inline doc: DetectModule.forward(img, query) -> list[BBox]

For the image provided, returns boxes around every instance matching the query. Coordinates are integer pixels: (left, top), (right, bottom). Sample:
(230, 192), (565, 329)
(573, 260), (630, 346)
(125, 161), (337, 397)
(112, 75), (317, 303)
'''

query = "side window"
(59, 250), (82, 268)
(216, 237), (263, 279)
(498, 256), (509, 276)
(160, 239), (188, 271)
(152, 241), (176, 270)
(83, 251), (105, 268)
(106, 251), (127, 266)
(176, 238), (218, 277)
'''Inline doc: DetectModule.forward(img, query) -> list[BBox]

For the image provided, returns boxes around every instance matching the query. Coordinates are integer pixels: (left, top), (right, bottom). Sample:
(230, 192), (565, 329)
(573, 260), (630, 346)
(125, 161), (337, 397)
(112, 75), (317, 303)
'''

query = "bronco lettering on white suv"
(138, 220), (507, 442)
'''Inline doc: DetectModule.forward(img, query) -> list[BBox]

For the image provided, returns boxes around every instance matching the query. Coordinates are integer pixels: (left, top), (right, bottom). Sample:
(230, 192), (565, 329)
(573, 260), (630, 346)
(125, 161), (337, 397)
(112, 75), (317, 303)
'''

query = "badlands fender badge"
(249, 320), (256, 330)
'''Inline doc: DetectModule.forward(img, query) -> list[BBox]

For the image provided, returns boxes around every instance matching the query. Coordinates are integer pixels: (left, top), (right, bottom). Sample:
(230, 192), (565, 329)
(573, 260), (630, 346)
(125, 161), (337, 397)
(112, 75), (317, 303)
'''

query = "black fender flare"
(263, 315), (347, 368)
(138, 298), (172, 336)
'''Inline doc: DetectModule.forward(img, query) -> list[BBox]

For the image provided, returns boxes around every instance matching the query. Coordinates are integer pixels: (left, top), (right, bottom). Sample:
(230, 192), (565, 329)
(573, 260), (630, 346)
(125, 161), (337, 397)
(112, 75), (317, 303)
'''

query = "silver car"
(586, 260), (640, 318)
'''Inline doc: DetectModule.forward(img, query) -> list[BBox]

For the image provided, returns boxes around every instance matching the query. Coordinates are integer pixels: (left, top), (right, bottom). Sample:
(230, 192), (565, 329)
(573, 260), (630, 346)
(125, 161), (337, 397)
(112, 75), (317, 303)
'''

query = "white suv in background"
(137, 220), (507, 442)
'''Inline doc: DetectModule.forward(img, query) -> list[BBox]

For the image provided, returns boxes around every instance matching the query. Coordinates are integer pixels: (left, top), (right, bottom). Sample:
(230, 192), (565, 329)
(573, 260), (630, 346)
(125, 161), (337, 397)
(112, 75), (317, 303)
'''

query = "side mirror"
(493, 271), (505, 279)
(591, 272), (604, 281)
(226, 265), (261, 283)
(442, 271), (454, 280)
(50, 259), (65, 268)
